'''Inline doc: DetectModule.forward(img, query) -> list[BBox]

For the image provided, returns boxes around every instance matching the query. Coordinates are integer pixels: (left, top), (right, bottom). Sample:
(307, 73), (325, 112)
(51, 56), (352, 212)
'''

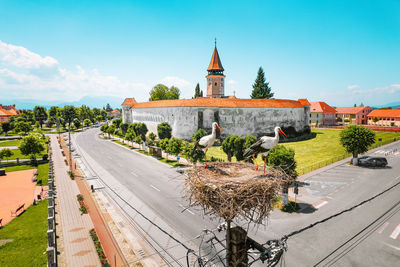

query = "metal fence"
(46, 141), (57, 267)
(297, 137), (399, 175)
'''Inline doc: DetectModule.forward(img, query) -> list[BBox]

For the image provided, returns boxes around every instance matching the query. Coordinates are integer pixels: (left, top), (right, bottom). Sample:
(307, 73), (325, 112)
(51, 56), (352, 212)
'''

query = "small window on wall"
(221, 83), (224, 87)
(220, 78), (223, 81)
(214, 82), (217, 86)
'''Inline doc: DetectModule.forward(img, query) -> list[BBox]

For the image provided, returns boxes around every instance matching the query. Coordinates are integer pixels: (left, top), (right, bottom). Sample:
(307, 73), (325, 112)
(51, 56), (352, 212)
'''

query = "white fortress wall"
(123, 105), (309, 140)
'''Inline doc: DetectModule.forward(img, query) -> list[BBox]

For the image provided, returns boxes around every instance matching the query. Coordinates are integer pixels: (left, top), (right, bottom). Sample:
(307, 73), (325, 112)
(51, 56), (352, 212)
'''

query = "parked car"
(358, 156), (388, 167)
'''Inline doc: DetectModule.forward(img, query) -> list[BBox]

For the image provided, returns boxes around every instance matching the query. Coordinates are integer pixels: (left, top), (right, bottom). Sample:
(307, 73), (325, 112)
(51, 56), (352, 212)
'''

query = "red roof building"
(310, 102), (336, 126)
(335, 106), (372, 125)
(206, 44), (225, 98)
(0, 104), (19, 123)
(367, 109), (400, 127)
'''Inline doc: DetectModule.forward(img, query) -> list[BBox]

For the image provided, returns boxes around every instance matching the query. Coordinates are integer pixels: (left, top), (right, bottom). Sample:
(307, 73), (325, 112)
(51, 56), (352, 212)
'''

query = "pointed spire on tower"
(207, 41), (224, 73)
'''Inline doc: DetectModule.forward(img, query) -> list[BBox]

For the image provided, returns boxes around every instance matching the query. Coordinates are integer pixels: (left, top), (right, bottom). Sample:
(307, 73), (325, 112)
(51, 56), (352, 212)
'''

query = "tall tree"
(48, 106), (58, 122)
(105, 103), (113, 112)
(193, 83), (202, 98)
(62, 106), (76, 129)
(250, 67), (274, 99)
(157, 122), (172, 139)
(149, 84), (180, 101)
(0, 122), (12, 136)
(33, 106), (48, 129)
(340, 125), (376, 159)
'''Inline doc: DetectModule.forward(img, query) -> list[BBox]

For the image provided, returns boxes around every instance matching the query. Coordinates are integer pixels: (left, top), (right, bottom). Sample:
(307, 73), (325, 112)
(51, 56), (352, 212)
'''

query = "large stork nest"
(184, 162), (294, 224)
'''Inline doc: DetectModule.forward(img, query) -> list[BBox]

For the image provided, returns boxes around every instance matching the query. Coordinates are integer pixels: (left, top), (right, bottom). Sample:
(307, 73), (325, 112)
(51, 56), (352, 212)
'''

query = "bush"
(166, 137), (183, 156)
(192, 128), (207, 142)
(182, 142), (204, 163)
(267, 145), (297, 178)
(42, 154), (48, 161)
(244, 134), (257, 150)
(157, 122), (172, 139)
(159, 138), (169, 151)
(222, 135), (245, 161)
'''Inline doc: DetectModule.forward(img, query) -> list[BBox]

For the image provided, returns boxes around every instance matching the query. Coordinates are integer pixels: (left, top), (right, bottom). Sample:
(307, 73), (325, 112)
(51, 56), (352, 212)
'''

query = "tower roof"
(207, 47), (224, 72)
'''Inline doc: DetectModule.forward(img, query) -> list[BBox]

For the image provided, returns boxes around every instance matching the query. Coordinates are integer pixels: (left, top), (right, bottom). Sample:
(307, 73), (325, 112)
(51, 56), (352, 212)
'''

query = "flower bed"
(76, 194), (88, 214)
(89, 228), (109, 266)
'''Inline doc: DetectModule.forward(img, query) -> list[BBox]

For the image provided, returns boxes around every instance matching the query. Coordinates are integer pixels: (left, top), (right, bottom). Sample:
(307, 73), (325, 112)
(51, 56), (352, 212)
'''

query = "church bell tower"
(206, 41), (225, 98)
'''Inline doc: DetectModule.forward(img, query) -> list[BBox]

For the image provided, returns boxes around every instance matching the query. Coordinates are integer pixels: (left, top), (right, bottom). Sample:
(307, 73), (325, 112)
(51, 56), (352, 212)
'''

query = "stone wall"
(122, 105), (310, 140)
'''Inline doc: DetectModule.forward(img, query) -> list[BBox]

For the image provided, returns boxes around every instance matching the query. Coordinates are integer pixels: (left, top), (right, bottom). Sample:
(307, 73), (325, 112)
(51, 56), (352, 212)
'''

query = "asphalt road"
(74, 128), (400, 266)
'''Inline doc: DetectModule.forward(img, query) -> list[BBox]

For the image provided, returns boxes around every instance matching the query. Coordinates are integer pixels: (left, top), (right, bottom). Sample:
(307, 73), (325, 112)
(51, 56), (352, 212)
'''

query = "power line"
(281, 177), (400, 241)
(314, 199), (400, 266)
(72, 132), (204, 266)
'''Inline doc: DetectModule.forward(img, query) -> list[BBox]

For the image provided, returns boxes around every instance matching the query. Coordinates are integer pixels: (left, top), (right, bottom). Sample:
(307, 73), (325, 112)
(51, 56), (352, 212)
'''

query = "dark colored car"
(358, 156), (388, 167)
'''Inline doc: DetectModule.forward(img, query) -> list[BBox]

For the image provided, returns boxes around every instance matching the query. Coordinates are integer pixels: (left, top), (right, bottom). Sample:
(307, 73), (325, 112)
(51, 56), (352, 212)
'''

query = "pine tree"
(194, 83), (201, 98)
(250, 67), (274, 99)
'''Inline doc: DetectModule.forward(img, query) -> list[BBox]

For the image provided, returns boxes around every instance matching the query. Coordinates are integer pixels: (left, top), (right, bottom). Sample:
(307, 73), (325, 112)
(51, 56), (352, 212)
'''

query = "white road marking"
(313, 200), (328, 209)
(179, 204), (195, 215)
(150, 185), (160, 192)
(326, 196), (333, 200)
(130, 171), (138, 177)
(389, 224), (400, 240)
(377, 222), (389, 234)
(382, 242), (400, 251)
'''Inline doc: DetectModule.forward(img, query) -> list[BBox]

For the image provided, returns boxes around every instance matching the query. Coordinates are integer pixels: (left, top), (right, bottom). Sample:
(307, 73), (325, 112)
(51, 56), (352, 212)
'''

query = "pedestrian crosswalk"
(377, 222), (400, 240)
(373, 148), (400, 157)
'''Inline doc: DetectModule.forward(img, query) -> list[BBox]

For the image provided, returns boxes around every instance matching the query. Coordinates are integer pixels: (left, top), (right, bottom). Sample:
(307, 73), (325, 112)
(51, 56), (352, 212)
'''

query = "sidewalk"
(50, 135), (100, 267)
(59, 135), (127, 267)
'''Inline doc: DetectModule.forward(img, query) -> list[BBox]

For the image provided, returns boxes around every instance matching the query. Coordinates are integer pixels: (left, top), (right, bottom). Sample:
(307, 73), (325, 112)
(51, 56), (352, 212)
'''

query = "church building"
(122, 45), (311, 140)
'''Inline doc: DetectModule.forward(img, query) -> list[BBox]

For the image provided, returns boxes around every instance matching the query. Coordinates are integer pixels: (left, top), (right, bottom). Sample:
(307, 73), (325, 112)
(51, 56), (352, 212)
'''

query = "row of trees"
(0, 105), (114, 136)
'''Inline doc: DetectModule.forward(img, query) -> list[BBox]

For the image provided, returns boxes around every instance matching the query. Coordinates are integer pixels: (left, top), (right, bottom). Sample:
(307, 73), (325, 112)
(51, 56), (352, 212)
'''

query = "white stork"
(195, 122), (222, 168)
(244, 126), (287, 174)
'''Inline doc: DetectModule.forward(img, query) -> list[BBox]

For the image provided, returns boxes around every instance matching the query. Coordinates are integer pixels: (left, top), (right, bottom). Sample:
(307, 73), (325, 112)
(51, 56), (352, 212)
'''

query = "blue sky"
(0, 0), (399, 107)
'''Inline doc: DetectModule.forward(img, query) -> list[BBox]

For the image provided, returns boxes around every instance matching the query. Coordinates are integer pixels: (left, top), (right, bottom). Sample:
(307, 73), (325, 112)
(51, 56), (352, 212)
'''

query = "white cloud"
(160, 76), (191, 88)
(227, 79), (237, 85)
(347, 84), (360, 90)
(0, 40), (58, 69)
(0, 40), (148, 102)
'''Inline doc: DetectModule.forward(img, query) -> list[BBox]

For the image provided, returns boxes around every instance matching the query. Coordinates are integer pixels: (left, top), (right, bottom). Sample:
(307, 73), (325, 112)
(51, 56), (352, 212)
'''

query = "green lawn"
(207, 129), (400, 174)
(2, 164), (36, 172)
(0, 199), (48, 267)
(0, 140), (22, 147)
(8, 149), (47, 160)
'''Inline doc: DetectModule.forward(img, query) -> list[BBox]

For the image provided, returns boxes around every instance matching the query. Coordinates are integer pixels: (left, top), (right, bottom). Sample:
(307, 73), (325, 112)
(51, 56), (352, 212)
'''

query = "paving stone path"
(50, 135), (100, 267)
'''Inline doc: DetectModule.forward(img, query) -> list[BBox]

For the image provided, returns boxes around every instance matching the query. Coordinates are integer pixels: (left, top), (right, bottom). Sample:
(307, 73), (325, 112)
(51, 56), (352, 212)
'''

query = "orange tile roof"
(310, 102), (336, 114)
(122, 98), (137, 106)
(123, 97), (304, 109)
(298, 99), (311, 106)
(207, 47), (224, 72)
(367, 109), (400, 118)
(335, 106), (369, 114)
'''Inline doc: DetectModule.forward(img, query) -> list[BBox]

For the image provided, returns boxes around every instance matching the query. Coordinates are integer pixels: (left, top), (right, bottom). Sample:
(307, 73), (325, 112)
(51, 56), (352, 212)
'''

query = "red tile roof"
(122, 98), (137, 106)
(310, 102), (336, 114)
(335, 106), (369, 114)
(298, 99), (311, 106)
(367, 109), (400, 118)
(123, 97), (305, 109)
(207, 47), (224, 72)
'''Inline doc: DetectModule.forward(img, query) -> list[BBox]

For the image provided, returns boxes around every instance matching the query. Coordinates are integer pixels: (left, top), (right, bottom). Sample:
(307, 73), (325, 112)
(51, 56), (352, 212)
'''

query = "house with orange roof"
(0, 104), (19, 123)
(122, 45), (311, 139)
(310, 102), (336, 127)
(367, 109), (400, 127)
(335, 106), (372, 125)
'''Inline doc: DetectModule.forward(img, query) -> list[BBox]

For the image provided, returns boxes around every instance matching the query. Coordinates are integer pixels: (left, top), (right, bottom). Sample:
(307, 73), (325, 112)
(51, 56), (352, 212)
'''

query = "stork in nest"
(244, 126), (287, 174)
(194, 122), (222, 168)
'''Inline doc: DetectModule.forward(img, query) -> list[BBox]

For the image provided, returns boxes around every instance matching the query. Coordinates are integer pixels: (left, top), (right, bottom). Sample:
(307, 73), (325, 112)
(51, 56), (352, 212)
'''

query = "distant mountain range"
(1, 96), (399, 110)
(0, 95), (125, 110)
(372, 101), (400, 109)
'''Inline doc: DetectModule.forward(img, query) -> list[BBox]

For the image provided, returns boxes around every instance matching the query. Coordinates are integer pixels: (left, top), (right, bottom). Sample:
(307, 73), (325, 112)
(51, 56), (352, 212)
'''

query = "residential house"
(335, 106), (372, 125)
(0, 104), (19, 123)
(310, 102), (336, 127)
(367, 109), (400, 127)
